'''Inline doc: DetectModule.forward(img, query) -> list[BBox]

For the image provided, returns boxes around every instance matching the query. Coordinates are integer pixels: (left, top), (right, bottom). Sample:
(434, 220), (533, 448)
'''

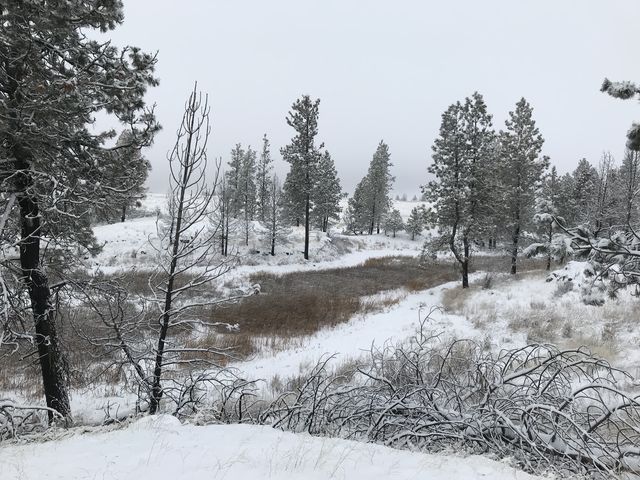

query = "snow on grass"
(0, 415), (542, 480)
(445, 267), (640, 379)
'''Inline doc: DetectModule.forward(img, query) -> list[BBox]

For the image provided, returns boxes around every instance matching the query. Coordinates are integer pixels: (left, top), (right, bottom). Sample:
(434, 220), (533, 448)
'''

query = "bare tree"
(146, 85), (248, 414)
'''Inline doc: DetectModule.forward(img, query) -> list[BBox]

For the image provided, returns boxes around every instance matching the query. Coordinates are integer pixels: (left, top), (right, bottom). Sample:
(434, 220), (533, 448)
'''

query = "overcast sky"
(107, 0), (640, 196)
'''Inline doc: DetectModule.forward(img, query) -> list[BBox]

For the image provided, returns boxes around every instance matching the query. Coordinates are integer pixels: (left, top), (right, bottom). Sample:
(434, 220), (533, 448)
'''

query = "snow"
(237, 278), (480, 382)
(88, 196), (427, 275)
(0, 415), (543, 480)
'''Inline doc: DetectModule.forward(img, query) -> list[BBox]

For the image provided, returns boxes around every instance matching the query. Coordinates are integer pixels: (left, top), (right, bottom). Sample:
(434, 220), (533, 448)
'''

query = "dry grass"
(209, 256), (457, 339)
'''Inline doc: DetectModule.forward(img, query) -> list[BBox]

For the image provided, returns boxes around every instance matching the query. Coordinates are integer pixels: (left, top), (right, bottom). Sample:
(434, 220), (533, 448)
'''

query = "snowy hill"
(0, 416), (542, 480)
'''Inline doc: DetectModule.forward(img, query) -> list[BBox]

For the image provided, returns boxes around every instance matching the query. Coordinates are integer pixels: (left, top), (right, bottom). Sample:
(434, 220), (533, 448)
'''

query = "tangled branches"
(255, 324), (640, 478)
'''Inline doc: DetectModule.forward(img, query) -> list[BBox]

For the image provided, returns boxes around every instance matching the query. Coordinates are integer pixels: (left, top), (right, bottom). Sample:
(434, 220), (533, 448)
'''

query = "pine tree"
(571, 158), (599, 226)
(424, 93), (494, 287)
(365, 141), (394, 234)
(226, 143), (245, 217)
(262, 175), (289, 255)
(557, 172), (577, 225)
(281, 95), (322, 260)
(601, 78), (640, 151)
(312, 151), (343, 233)
(256, 134), (273, 222)
(525, 166), (563, 270)
(349, 141), (394, 235)
(617, 149), (640, 226)
(240, 146), (257, 246)
(499, 98), (547, 275)
(405, 206), (425, 240)
(383, 209), (404, 237)
(345, 177), (371, 234)
(0, 2), (159, 421)
(113, 130), (151, 223)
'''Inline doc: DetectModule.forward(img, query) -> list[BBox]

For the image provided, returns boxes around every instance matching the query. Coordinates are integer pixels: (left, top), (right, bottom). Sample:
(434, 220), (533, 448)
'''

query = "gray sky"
(108, 0), (640, 196)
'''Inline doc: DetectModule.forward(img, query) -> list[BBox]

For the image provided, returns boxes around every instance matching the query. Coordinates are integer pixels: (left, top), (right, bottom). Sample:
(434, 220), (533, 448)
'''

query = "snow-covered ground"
(0, 415), (542, 480)
(89, 195), (426, 274)
(441, 262), (640, 379)
(6, 194), (633, 479)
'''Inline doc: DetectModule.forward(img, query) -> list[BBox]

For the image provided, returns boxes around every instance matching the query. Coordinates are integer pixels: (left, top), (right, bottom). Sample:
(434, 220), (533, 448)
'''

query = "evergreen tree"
(349, 141), (394, 234)
(0, 1), (159, 421)
(262, 175), (289, 255)
(383, 209), (404, 237)
(281, 172), (305, 227)
(617, 149), (640, 225)
(256, 134), (273, 222)
(113, 130), (151, 223)
(525, 166), (563, 270)
(312, 151), (343, 233)
(281, 95), (322, 260)
(226, 143), (245, 217)
(601, 78), (640, 151)
(240, 146), (257, 246)
(571, 158), (599, 226)
(499, 98), (547, 275)
(365, 141), (394, 234)
(557, 172), (577, 225)
(405, 206), (425, 240)
(345, 177), (371, 234)
(424, 93), (494, 287)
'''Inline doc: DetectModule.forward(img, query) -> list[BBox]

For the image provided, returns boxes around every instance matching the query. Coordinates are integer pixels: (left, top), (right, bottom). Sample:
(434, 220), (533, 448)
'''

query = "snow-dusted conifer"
(601, 78), (640, 151)
(570, 158), (599, 226)
(257, 134), (273, 222)
(262, 175), (290, 255)
(281, 95), (322, 260)
(350, 141), (394, 234)
(312, 151), (344, 233)
(405, 207), (425, 240)
(524, 166), (564, 270)
(240, 146), (257, 246)
(0, 1), (159, 421)
(383, 209), (404, 237)
(499, 98), (547, 275)
(226, 144), (245, 217)
(113, 130), (151, 222)
(617, 149), (640, 226)
(366, 141), (394, 234)
(425, 93), (495, 287)
(346, 177), (371, 234)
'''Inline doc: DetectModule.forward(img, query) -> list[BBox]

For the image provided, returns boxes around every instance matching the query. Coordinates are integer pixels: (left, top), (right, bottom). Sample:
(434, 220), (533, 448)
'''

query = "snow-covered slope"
(0, 415), (542, 480)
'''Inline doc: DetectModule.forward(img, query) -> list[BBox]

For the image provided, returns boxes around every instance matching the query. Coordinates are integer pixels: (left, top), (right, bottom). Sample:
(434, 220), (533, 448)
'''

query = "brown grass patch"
(210, 257), (457, 339)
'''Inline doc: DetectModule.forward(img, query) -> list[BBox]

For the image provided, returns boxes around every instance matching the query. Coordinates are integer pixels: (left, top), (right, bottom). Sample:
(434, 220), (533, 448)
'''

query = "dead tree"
(147, 84), (247, 414)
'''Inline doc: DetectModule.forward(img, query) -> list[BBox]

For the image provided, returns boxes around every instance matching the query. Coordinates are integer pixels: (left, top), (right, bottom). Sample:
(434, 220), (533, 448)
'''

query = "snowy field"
(4, 194), (636, 479)
(0, 415), (542, 480)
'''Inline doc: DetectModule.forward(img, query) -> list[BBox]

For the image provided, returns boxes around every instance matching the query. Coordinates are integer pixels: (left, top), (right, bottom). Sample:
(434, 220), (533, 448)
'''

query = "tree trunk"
(120, 204), (127, 222)
(546, 224), (552, 271)
(304, 194), (310, 260)
(369, 205), (375, 235)
(462, 237), (470, 288)
(271, 211), (276, 256)
(511, 224), (520, 275)
(19, 194), (72, 423)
